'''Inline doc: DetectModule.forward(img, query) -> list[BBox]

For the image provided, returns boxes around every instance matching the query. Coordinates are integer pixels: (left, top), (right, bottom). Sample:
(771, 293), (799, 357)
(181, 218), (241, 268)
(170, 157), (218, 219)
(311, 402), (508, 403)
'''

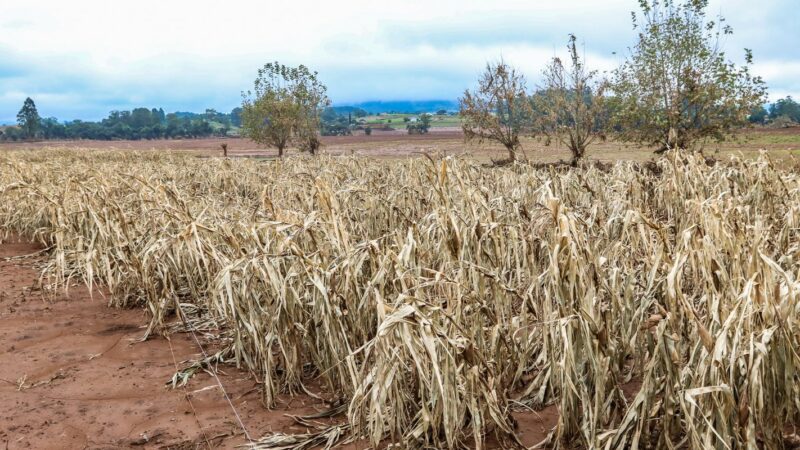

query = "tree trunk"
(278, 145), (284, 158)
(570, 147), (583, 167)
(506, 144), (517, 162)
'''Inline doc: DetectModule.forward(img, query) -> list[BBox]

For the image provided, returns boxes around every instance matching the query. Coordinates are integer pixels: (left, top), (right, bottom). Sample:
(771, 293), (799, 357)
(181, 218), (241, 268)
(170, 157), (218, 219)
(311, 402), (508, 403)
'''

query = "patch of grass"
(362, 113), (462, 128)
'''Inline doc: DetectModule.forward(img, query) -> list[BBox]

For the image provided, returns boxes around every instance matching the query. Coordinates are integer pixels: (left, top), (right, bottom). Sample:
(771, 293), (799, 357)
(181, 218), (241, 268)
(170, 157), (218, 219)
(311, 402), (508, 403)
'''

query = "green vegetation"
(320, 107), (354, 136)
(534, 34), (607, 165)
(361, 113), (461, 128)
(611, 0), (766, 151)
(741, 130), (800, 146)
(331, 106), (369, 118)
(241, 62), (330, 156)
(768, 96), (800, 125)
(460, 61), (531, 161)
(458, 0), (770, 162)
(0, 103), (238, 141)
(406, 113), (432, 134)
(16, 97), (41, 140)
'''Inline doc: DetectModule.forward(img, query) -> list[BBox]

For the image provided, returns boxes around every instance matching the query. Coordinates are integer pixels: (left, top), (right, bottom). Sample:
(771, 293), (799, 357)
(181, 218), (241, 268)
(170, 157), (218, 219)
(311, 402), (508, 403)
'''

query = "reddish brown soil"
(0, 239), (341, 449)
(3, 126), (798, 163)
(0, 238), (557, 449)
(0, 131), (464, 153)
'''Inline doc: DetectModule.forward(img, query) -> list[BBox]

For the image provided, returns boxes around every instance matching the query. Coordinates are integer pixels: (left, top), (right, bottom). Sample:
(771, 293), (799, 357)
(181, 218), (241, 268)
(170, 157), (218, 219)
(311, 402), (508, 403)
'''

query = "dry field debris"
(1, 149), (799, 449)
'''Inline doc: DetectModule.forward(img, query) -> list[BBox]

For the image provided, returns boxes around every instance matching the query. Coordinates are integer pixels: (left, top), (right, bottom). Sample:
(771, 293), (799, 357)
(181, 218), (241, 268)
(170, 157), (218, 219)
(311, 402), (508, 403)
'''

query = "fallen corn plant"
(1, 149), (799, 449)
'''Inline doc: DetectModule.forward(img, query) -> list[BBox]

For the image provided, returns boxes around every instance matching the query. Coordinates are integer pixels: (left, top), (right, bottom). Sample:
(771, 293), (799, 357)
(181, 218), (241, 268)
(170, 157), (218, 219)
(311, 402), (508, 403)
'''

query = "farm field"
(361, 113), (462, 129)
(1, 147), (799, 448)
(3, 0), (800, 446)
(2, 127), (799, 162)
(0, 236), (555, 449)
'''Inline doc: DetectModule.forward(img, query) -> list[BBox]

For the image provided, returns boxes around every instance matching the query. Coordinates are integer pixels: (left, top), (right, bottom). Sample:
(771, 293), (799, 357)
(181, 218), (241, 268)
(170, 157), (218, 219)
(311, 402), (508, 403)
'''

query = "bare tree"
(460, 61), (531, 162)
(534, 35), (607, 166)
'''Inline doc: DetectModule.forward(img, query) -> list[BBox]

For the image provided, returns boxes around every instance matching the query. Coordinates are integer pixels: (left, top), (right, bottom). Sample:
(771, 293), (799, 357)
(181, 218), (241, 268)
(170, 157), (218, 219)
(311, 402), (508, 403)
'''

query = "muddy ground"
(0, 238), (557, 449)
(2, 127), (799, 162)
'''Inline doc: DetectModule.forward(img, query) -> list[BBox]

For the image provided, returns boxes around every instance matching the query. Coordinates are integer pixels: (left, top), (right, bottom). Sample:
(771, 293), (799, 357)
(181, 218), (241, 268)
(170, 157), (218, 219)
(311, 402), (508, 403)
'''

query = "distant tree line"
(1, 98), (244, 141)
(319, 107), (368, 136)
(748, 96), (800, 127)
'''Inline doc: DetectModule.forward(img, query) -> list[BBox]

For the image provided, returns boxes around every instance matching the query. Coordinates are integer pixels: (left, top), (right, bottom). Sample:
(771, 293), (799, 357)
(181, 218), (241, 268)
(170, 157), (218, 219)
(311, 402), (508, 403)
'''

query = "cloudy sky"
(1, 0), (798, 123)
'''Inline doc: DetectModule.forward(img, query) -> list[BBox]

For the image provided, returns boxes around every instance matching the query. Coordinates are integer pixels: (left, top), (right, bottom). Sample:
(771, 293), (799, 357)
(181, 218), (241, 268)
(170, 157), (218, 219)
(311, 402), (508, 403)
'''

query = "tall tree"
(292, 66), (330, 155)
(535, 35), (607, 166)
(748, 105), (768, 124)
(16, 97), (41, 139)
(230, 107), (243, 127)
(241, 62), (328, 157)
(460, 61), (531, 162)
(241, 64), (297, 157)
(612, 0), (767, 152)
(769, 96), (800, 123)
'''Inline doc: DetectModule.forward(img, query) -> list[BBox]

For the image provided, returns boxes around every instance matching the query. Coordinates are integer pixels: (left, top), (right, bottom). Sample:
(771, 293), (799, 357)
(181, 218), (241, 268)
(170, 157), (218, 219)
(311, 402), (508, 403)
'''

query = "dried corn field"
(1, 149), (799, 449)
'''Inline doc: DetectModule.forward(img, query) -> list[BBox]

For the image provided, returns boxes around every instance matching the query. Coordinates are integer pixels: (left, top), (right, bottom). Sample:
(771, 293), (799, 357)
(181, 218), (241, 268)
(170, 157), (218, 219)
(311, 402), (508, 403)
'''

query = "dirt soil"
(0, 238), (557, 449)
(3, 126), (798, 163)
(0, 131), (465, 154)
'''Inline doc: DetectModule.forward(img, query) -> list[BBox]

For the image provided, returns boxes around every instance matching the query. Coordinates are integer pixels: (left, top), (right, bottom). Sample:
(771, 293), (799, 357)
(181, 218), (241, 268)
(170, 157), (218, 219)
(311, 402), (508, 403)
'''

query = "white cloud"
(0, 0), (797, 122)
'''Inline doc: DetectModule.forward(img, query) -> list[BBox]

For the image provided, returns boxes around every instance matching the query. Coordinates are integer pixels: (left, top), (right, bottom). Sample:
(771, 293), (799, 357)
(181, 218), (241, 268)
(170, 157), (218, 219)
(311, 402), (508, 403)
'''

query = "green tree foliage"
(96, 108), (219, 140)
(241, 62), (329, 157)
(320, 108), (353, 136)
(769, 96), (800, 123)
(460, 61), (531, 161)
(612, 0), (767, 152)
(17, 97), (41, 139)
(421, 113), (432, 129)
(748, 105), (769, 124)
(3, 127), (23, 141)
(40, 117), (67, 139)
(241, 65), (298, 157)
(1, 127), (19, 141)
(1, 107), (229, 142)
(293, 67), (330, 155)
(534, 35), (607, 166)
(407, 113), (432, 135)
(230, 107), (243, 127)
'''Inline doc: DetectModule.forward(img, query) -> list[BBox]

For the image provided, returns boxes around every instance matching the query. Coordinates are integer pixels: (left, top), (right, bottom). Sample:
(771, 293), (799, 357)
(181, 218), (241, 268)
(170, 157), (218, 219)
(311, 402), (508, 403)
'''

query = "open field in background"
(2, 127), (799, 162)
(362, 113), (462, 128)
(1, 149), (799, 448)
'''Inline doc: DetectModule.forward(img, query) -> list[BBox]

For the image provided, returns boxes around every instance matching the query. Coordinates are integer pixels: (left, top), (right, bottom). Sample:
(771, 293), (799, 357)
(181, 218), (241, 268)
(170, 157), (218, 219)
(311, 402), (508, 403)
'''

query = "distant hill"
(335, 100), (458, 114)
